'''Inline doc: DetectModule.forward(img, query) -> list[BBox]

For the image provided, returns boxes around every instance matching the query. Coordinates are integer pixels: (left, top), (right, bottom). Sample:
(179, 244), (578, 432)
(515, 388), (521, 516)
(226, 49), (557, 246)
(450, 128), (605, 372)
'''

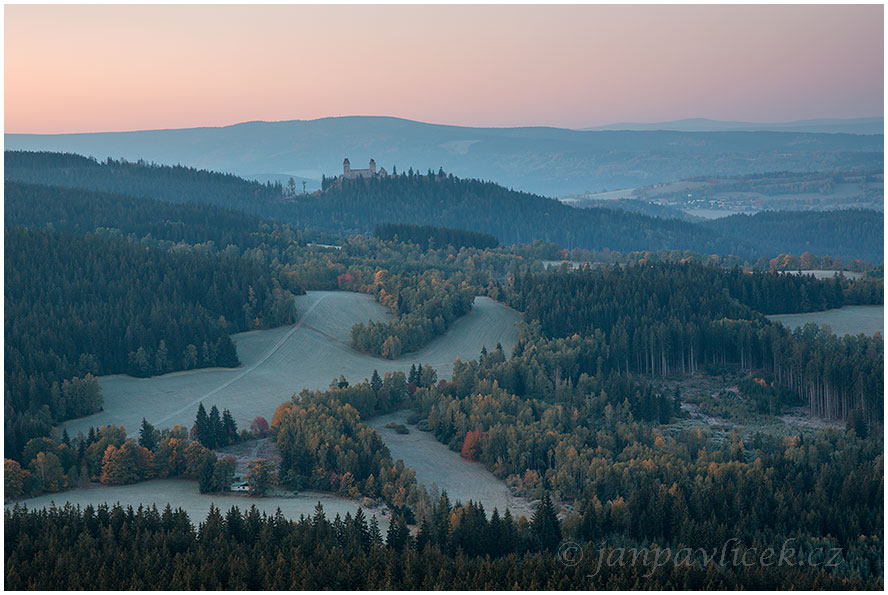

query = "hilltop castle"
(342, 158), (387, 179)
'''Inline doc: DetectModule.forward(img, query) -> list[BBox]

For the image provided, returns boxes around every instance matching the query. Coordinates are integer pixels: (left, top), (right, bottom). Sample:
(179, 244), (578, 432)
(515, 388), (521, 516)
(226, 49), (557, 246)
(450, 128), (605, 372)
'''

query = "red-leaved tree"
(461, 430), (483, 461)
(250, 416), (269, 437)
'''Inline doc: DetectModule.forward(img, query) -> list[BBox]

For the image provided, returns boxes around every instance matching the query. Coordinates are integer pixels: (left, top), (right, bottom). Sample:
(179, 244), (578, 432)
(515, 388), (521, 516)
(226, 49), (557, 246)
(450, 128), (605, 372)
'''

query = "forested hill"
(4, 181), (303, 252)
(308, 174), (745, 255)
(4, 151), (283, 214)
(701, 209), (884, 264)
(4, 151), (743, 254)
(6, 151), (883, 261)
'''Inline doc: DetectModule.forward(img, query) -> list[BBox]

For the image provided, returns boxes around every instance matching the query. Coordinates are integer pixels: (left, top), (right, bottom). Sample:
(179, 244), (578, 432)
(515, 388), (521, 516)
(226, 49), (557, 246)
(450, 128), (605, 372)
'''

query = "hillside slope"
(702, 209), (884, 263)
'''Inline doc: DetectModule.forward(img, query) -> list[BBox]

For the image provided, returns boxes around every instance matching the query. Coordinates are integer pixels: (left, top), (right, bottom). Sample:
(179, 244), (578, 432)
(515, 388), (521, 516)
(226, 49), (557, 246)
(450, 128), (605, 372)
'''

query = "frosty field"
(62, 291), (520, 437)
(6, 479), (390, 531)
(767, 305), (883, 337)
(368, 412), (533, 519)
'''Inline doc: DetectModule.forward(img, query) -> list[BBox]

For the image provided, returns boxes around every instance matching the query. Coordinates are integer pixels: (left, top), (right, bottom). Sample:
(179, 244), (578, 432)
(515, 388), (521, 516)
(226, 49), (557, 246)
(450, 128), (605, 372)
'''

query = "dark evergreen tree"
(370, 370), (382, 394)
(195, 403), (211, 448)
(138, 418), (157, 451)
(221, 409), (238, 446)
(385, 514), (410, 552)
(530, 493), (561, 552)
(208, 405), (223, 450)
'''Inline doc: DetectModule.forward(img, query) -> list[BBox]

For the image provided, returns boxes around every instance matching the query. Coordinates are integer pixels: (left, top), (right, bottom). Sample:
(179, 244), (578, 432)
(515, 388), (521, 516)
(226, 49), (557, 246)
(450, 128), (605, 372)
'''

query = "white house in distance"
(230, 480), (249, 492)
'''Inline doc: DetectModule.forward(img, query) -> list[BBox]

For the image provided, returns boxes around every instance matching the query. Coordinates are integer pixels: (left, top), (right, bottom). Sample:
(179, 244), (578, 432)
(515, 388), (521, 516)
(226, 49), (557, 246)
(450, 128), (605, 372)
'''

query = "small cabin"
(231, 481), (249, 492)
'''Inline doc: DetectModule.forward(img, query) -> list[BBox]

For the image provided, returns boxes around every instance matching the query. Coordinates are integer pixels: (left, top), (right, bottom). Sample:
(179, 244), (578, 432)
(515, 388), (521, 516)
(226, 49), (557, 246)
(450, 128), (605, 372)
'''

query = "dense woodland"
(4, 152), (284, 214)
(272, 378), (420, 517)
(314, 173), (743, 254)
(347, 269), (475, 358)
(4, 228), (297, 460)
(4, 181), (306, 253)
(703, 209), (884, 264)
(505, 264), (883, 424)
(266, 358), (879, 590)
(6, 497), (881, 590)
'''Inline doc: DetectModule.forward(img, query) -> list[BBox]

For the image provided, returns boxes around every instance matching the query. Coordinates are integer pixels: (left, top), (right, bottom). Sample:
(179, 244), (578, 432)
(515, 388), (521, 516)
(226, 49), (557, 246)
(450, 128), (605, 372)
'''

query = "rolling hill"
(702, 209), (884, 263)
(5, 116), (882, 196)
(584, 116), (884, 135)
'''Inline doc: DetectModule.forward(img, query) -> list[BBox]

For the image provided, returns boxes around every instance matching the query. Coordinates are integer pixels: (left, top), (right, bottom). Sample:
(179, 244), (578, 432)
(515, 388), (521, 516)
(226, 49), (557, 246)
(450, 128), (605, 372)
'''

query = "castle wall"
(342, 169), (373, 179)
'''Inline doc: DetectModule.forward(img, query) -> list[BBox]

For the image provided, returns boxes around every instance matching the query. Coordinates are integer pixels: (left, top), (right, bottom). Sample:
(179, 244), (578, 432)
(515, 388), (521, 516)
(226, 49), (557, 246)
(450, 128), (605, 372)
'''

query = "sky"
(4, 4), (884, 133)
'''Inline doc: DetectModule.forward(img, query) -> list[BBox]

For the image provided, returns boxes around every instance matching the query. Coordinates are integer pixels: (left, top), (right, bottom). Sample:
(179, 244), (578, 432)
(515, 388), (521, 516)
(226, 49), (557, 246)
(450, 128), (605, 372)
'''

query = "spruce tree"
(195, 403), (211, 447)
(215, 335), (239, 368)
(386, 514), (410, 552)
(416, 516), (432, 552)
(208, 405), (223, 449)
(353, 508), (371, 552)
(138, 418), (157, 451)
(370, 369), (382, 393)
(369, 515), (383, 547)
(221, 409), (238, 445)
(531, 492), (562, 551)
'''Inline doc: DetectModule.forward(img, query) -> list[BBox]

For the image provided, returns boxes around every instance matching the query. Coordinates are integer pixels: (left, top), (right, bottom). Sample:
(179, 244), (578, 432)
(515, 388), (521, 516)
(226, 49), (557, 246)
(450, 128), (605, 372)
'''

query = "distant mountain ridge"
(583, 117), (884, 135)
(5, 116), (882, 196)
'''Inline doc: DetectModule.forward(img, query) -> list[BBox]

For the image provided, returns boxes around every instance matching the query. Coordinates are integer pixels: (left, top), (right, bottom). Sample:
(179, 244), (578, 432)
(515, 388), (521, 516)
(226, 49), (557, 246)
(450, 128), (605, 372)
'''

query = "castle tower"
(369, 159), (376, 174)
(343, 158), (351, 175)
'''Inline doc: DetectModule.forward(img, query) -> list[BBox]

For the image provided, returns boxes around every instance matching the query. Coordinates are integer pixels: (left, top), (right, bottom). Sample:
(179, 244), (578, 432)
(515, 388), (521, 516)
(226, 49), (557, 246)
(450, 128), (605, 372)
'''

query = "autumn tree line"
(4, 178), (511, 471)
(347, 268), (475, 358)
(374, 223), (499, 251)
(4, 400), (276, 500)
(4, 177), (311, 468)
(271, 370), (425, 519)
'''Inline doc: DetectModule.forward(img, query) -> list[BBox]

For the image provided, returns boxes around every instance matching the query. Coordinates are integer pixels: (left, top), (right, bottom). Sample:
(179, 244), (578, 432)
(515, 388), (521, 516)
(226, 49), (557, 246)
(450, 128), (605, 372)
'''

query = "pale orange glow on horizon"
(5, 4), (884, 134)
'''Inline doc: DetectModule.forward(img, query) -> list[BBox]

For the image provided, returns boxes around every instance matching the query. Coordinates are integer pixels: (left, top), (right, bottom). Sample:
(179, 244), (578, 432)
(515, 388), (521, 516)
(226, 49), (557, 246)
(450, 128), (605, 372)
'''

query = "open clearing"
(368, 411), (533, 519)
(7, 479), (390, 531)
(662, 372), (842, 444)
(767, 305), (883, 337)
(63, 291), (520, 437)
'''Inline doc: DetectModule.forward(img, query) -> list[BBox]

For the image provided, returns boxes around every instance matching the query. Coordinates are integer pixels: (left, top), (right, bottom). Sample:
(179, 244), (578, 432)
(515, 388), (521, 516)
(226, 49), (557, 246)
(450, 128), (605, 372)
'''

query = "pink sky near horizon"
(4, 4), (884, 134)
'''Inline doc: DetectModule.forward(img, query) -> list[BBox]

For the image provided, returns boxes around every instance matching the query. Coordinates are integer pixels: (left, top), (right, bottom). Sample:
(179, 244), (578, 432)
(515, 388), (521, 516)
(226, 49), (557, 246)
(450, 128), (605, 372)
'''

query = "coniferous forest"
(4, 150), (884, 591)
